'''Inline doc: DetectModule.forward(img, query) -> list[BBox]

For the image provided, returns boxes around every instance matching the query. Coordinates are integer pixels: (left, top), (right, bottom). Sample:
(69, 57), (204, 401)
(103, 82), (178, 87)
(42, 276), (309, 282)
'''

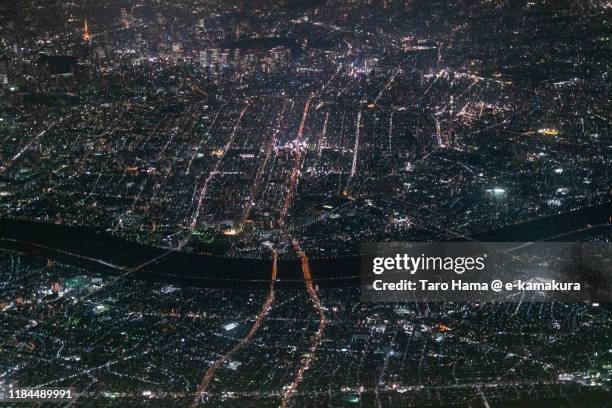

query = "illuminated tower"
(83, 19), (91, 42)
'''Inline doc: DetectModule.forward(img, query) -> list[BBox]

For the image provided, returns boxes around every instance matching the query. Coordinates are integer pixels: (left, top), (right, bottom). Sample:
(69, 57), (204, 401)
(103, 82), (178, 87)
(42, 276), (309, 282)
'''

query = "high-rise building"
(220, 51), (230, 67)
(199, 50), (209, 67)
(209, 48), (220, 64)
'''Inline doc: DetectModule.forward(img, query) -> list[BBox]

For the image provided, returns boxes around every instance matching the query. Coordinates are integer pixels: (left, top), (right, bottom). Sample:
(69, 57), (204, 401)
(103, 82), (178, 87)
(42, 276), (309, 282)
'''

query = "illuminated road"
(241, 99), (290, 227)
(316, 112), (329, 158)
(279, 94), (313, 227)
(349, 108), (361, 181)
(276, 94), (328, 407)
(191, 249), (278, 406)
(387, 111), (394, 152)
(140, 103), (208, 220)
(1, 118), (65, 173)
(280, 240), (328, 408)
(190, 103), (249, 230)
(373, 67), (400, 106)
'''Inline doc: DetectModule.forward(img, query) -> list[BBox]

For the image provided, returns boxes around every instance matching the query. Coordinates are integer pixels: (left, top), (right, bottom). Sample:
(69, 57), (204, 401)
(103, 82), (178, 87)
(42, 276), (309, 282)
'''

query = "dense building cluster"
(0, 1), (610, 407)
(0, 250), (610, 407)
(0, 0), (609, 258)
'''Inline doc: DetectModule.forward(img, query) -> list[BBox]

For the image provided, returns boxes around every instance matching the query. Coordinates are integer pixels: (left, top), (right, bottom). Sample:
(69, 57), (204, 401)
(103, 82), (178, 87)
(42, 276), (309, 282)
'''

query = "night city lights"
(0, 1), (610, 407)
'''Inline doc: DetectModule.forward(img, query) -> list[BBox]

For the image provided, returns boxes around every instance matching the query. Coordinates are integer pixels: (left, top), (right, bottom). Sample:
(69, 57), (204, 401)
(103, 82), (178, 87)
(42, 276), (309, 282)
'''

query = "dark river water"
(0, 202), (609, 288)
